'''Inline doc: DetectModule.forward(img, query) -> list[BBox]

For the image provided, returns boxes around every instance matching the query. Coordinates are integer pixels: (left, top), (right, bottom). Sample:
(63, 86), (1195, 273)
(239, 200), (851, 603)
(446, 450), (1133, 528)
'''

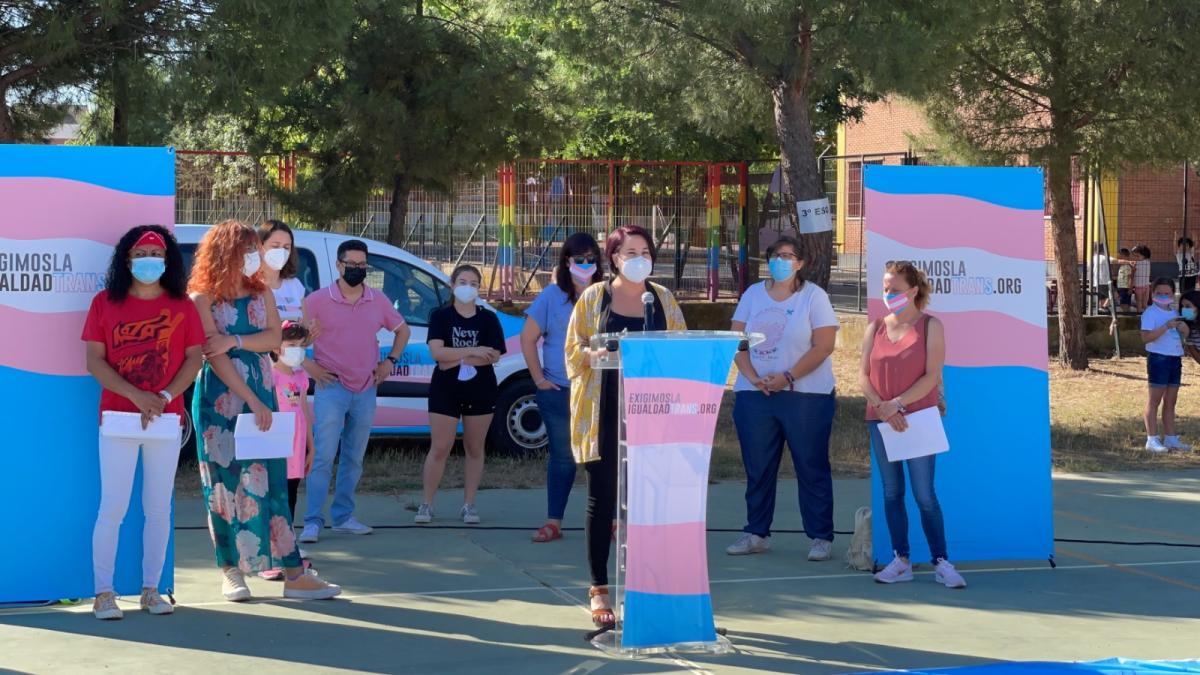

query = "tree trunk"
(0, 93), (15, 143)
(111, 60), (131, 146)
(772, 79), (832, 289)
(1047, 148), (1088, 369)
(387, 173), (411, 247)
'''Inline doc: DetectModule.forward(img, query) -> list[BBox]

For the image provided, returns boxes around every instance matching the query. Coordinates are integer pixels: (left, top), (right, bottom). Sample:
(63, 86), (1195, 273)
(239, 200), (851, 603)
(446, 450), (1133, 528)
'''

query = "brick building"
(831, 97), (1200, 283)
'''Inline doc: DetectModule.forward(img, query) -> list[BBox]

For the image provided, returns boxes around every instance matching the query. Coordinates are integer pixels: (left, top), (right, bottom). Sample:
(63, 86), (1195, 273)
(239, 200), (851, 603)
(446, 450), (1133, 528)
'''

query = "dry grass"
(174, 317), (1200, 496)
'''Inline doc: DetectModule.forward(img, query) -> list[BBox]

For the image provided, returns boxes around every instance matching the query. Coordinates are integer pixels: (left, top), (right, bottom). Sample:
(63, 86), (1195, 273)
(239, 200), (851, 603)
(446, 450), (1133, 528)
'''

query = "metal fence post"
(738, 161), (749, 296)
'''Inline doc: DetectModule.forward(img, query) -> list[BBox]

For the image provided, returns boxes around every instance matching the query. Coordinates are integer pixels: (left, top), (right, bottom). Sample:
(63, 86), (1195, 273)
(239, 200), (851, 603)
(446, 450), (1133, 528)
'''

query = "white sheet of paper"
(795, 197), (833, 234)
(234, 412), (296, 460)
(878, 407), (949, 462)
(100, 412), (181, 442)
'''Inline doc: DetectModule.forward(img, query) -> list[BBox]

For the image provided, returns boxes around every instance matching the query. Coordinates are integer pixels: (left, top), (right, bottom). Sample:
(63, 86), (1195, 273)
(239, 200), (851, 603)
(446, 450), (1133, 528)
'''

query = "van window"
(365, 254), (450, 326)
(180, 245), (320, 295)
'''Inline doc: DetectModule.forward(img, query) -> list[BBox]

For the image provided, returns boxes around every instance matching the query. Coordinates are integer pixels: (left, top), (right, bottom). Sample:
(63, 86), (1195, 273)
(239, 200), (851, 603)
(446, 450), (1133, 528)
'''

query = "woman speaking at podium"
(565, 225), (687, 627)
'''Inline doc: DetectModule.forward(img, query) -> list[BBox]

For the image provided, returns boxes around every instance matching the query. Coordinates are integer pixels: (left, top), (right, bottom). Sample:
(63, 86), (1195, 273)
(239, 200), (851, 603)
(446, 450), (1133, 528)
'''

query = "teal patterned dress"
(194, 294), (301, 572)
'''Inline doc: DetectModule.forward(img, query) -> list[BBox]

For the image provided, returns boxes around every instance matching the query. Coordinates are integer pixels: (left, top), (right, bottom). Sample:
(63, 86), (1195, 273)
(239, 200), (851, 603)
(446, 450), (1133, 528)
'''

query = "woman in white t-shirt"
(727, 235), (840, 562)
(258, 220), (314, 331)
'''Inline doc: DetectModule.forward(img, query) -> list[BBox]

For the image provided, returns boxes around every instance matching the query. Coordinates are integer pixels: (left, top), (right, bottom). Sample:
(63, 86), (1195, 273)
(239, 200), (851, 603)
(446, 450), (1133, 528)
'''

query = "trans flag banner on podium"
(615, 333), (742, 651)
(863, 165), (1052, 563)
(0, 145), (176, 603)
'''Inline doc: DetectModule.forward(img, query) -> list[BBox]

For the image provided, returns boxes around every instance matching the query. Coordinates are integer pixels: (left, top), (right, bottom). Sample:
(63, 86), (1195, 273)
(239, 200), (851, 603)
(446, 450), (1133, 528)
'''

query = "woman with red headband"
(83, 226), (205, 620)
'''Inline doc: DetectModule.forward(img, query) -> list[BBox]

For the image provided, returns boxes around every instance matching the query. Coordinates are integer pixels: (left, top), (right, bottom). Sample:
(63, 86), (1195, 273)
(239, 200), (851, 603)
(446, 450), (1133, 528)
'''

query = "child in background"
(1141, 278), (1190, 453)
(1133, 245), (1152, 312)
(261, 321), (316, 580)
(1116, 247), (1134, 312)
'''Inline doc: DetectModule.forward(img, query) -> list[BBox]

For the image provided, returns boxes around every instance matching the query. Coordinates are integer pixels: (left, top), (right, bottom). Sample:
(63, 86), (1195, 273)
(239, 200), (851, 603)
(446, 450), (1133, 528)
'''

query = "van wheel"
(489, 377), (547, 457)
(179, 386), (197, 465)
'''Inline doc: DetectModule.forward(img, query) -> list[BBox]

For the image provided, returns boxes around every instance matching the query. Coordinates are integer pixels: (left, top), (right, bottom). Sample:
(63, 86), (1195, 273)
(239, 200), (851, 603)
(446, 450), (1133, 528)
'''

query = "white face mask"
(454, 285), (479, 304)
(243, 251), (262, 278)
(263, 248), (290, 271)
(280, 346), (306, 368)
(619, 255), (653, 283)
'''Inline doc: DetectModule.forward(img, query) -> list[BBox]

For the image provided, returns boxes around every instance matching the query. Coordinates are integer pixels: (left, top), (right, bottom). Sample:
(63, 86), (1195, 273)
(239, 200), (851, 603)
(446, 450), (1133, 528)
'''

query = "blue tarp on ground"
(864, 658), (1200, 674)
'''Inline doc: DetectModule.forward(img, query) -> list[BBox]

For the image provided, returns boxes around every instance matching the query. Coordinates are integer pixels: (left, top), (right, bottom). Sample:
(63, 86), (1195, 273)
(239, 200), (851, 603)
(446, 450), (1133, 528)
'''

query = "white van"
(174, 224), (546, 457)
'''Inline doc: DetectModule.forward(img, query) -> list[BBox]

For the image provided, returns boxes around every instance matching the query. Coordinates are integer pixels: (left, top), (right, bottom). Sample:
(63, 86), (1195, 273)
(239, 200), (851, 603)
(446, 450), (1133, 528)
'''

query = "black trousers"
(584, 439), (618, 587)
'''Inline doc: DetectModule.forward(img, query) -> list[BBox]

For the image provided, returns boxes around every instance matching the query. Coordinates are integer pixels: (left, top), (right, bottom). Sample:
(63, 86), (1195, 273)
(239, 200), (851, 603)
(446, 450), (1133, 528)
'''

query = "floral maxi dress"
(194, 294), (300, 572)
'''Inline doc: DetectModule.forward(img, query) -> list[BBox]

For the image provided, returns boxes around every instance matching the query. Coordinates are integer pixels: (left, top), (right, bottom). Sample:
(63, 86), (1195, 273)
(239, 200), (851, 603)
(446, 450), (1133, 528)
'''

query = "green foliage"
(242, 0), (549, 226)
(76, 58), (174, 145)
(917, 1), (1200, 168)
(0, 1), (100, 141)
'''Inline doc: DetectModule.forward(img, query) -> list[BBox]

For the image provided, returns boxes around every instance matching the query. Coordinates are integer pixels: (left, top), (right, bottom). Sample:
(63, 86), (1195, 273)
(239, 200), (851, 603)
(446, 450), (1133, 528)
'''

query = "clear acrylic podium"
(588, 330), (761, 658)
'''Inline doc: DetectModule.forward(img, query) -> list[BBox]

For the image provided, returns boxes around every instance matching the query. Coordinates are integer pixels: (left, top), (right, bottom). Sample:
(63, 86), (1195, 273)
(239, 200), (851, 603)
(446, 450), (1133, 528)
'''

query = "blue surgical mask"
(1154, 294), (1173, 307)
(131, 257), (166, 284)
(1183, 308), (1196, 321)
(769, 258), (795, 282)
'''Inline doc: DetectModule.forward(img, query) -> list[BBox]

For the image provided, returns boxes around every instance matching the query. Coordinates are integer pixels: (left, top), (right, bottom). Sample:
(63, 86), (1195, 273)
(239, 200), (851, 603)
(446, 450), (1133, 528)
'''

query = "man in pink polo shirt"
(299, 239), (411, 542)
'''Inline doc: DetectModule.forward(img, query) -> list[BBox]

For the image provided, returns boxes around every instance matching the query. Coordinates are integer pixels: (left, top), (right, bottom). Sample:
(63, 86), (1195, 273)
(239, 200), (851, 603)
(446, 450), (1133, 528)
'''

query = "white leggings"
(92, 430), (180, 595)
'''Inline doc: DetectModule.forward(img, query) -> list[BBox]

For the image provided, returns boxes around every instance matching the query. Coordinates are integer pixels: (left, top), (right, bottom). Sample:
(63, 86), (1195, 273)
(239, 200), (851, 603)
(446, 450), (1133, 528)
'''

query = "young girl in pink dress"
(261, 321), (315, 580)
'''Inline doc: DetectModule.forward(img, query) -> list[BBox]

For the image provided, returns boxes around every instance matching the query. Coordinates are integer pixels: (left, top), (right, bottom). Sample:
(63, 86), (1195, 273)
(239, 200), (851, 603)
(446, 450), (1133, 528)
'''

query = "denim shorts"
(1147, 352), (1182, 388)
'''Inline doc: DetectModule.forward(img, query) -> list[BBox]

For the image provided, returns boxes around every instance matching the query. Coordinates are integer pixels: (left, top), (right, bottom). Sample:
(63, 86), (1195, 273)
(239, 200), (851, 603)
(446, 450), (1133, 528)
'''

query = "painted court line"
(1057, 548), (1200, 593)
(1056, 509), (1200, 545)
(4, 559), (1199, 618)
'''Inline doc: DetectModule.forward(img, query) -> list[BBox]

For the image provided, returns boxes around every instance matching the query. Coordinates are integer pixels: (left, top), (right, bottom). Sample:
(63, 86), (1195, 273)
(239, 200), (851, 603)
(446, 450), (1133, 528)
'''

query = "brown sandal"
(589, 586), (615, 627)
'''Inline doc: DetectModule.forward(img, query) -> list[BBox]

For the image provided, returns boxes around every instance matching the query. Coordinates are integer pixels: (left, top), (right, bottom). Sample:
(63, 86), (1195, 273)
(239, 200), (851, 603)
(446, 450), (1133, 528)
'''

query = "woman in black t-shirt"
(416, 265), (506, 525)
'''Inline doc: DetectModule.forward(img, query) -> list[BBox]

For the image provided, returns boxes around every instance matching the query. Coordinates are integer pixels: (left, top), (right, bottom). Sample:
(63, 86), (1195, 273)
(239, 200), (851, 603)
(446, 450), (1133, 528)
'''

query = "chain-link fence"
(1081, 162), (1200, 316)
(181, 149), (1188, 313)
(176, 151), (752, 300)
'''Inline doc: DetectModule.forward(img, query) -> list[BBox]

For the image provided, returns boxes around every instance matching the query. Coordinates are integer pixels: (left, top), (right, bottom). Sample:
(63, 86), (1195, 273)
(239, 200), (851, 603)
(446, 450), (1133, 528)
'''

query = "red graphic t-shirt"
(81, 290), (206, 419)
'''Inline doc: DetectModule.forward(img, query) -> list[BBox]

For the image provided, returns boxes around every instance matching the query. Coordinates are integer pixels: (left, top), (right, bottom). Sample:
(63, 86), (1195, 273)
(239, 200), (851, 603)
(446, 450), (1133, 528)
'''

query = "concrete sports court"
(2, 471), (1197, 674)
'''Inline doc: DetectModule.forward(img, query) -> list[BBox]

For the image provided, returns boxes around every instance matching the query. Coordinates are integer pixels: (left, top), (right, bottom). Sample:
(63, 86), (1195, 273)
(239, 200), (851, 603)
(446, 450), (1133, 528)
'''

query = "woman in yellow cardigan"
(564, 224), (687, 627)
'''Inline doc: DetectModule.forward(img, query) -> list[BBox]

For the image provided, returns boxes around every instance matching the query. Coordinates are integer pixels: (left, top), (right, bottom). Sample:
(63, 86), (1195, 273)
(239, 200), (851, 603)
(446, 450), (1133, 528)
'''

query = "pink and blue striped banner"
(0, 145), (176, 602)
(618, 335), (741, 649)
(863, 165), (1052, 563)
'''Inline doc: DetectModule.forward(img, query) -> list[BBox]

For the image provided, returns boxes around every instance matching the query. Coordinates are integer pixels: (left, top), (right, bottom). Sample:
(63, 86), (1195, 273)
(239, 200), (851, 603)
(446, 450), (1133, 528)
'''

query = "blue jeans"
(304, 381), (377, 528)
(733, 390), (836, 540)
(870, 422), (948, 562)
(536, 388), (576, 521)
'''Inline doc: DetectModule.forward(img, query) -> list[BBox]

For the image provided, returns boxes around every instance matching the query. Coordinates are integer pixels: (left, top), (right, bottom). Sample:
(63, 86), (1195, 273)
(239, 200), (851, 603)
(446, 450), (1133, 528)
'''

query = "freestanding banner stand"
(588, 330), (759, 657)
(0, 145), (176, 604)
(863, 165), (1053, 564)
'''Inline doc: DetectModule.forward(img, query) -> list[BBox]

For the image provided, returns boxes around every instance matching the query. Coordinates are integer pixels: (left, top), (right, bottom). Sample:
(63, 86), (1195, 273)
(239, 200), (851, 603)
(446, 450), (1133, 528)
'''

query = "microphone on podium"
(641, 291), (654, 331)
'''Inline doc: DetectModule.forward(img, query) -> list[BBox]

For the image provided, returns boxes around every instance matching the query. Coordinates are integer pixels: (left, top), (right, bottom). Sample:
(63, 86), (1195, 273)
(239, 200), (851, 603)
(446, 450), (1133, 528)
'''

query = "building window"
(846, 159), (883, 219)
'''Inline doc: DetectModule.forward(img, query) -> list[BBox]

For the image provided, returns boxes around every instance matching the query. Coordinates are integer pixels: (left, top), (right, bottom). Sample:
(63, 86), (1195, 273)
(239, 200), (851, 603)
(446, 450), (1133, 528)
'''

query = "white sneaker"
(461, 504), (481, 524)
(298, 523), (320, 543)
(874, 554), (914, 584)
(140, 588), (173, 615)
(222, 568), (251, 602)
(1164, 436), (1193, 452)
(93, 592), (123, 620)
(332, 517), (373, 535)
(934, 558), (967, 588)
(725, 533), (771, 555)
(414, 504), (433, 524)
(1146, 437), (1169, 453)
(807, 538), (833, 561)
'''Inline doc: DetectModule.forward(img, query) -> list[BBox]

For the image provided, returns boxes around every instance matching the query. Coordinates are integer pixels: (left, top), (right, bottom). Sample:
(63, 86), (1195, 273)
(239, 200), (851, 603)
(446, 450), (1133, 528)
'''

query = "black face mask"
(342, 267), (367, 287)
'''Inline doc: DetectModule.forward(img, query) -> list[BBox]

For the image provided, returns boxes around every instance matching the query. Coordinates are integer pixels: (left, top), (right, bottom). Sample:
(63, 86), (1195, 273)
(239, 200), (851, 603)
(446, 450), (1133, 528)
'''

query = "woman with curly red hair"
(189, 219), (340, 601)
